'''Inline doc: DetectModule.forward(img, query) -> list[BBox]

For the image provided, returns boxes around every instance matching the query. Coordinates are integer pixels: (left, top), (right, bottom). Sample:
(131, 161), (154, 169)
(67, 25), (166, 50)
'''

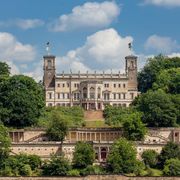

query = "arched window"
(47, 60), (52, 68)
(83, 87), (87, 99)
(90, 87), (95, 99)
(101, 147), (107, 160)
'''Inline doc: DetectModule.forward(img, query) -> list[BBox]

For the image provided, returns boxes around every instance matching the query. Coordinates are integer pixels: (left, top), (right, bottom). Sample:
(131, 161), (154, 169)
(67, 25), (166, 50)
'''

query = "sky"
(0, 0), (180, 81)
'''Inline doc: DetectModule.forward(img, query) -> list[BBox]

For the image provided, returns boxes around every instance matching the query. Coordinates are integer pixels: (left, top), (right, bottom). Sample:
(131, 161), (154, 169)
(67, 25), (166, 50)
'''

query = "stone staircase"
(84, 110), (104, 121)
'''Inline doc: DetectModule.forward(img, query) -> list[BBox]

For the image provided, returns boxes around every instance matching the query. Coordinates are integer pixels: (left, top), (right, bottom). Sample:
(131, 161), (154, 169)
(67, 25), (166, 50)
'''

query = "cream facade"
(43, 54), (139, 110)
(9, 128), (180, 162)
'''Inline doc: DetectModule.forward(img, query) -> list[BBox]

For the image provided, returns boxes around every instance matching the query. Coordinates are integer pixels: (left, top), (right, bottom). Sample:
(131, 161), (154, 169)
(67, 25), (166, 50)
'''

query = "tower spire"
(46, 42), (50, 55)
(128, 42), (133, 55)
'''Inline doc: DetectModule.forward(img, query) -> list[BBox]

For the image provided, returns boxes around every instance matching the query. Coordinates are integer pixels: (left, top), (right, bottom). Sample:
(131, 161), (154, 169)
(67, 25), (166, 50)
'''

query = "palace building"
(43, 51), (139, 110)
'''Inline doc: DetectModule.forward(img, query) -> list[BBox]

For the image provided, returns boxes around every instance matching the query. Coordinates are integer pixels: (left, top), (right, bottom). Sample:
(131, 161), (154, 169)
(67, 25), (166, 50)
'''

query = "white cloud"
(56, 28), (133, 73)
(0, 32), (36, 62)
(24, 62), (43, 82)
(144, 35), (179, 54)
(142, 0), (180, 7)
(0, 19), (44, 30)
(15, 19), (44, 29)
(167, 52), (180, 58)
(6, 61), (20, 75)
(49, 1), (120, 32)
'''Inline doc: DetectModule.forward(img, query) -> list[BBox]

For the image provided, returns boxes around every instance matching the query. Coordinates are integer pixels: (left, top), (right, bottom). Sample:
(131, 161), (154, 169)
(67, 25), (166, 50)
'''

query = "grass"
(85, 120), (110, 128)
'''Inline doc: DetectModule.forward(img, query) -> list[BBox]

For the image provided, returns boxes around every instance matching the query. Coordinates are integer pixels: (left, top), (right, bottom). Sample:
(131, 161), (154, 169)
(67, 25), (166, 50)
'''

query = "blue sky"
(0, 0), (180, 80)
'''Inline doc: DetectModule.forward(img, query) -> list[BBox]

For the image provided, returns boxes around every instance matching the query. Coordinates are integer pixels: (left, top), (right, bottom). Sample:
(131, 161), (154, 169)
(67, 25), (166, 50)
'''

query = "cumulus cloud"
(56, 28), (133, 73)
(144, 34), (179, 54)
(49, 1), (120, 32)
(0, 19), (44, 30)
(24, 62), (43, 82)
(142, 0), (180, 7)
(0, 32), (36, 62)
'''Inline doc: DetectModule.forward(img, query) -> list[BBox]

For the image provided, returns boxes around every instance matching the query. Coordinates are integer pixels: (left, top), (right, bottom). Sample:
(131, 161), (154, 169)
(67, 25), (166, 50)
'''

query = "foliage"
(171, 94), (180, 125)
(133, 89), (178, 127)
(158, 141), (180, 167)
(153, 68), (180, 94)
(0, 153), (41, 176)
(80, 165), (105, 176)
(142, 150), (159, 168)
(0, 62), (10, 77)
(46, 110), (69, 142)
(0, 122), (11, 163)
(20, 164), (32, 176)
(67, 169), (80, 176)
(42, 155), (70, 176)
(0, 75), (45, 127)
(73, 141), (95, 169)
(37, 106), (85, 128)
(123, 111), (147, 141)
(163, 158), (180, 176)
(104, 105), (137, 127)
(138, 55), (180, 93)
(107, 138), (139, 174)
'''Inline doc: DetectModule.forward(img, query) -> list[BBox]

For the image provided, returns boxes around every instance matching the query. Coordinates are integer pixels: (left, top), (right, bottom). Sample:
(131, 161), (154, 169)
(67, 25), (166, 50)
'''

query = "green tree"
(133, 90), (178, 127)
(42, 155), (70, 176)
(138, 55), (180, 93)
(142, 150), (159, 168)
(159, 142), (180, 167)
(153, 68), (180, 94)
(0, 122), (11, 165)
(104, 105), (137, 127)
(0, 62), (10, 77)
(123, 112), (147, 141)
(73, 141), (95, 169)
(46, 111), (69, 143)
(163, 158), (180, 176)
(0, 75), (45, 127)
(107, 138), (140, 174)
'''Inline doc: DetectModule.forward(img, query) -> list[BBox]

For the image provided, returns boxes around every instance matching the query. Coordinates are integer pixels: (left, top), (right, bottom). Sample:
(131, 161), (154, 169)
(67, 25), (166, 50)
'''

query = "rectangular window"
(62, 83), (65, 87)
(113, 93), (116, 99)
(67, 93), (70, 99)
(48, 93), (52, 99)
(118, 93), (121, 99)
(131, 93), (134, 99)
(57, 93), (60, 99)
(114, 84), (116, 88)
(62, 93), (65, 99)
(123, 93), (126, 99)
(74, 84), (77, 88)
(98, 93), (101, 99)
(67, 83), (70, 88)
(118, 84), (121, 88)
(123, 84), (126, 88)
(74, 93), (76, 99)
(57, 83), (60, 87)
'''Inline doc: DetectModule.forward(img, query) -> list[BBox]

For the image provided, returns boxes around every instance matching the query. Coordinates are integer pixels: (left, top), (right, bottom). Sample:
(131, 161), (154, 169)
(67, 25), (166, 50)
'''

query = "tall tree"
(0, 123), (11, 163)
(138, 55), (180, 93)
(0, 62), (10, 77)
(107, 138), (140, 174)
(153, 68), (180, 94)
(158, 142), (180, 167)
(123, 112), (147, 141)
(46, 111), (70, 152)
(0, 75), (45, 127)
(73, 141), (95, 169)
(133, 89), (178, 127)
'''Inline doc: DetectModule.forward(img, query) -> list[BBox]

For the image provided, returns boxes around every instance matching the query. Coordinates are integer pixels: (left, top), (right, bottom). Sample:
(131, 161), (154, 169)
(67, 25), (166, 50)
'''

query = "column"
(98, 146), (101, 162)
